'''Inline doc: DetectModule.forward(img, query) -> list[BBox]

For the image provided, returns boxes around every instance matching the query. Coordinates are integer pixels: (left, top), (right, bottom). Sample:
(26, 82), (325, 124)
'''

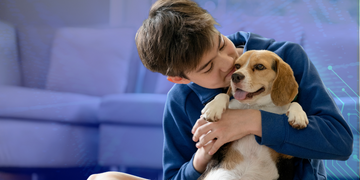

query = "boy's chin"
(199, 84), (227, 89)
(192, 80), (229, 89)
(213, 83), (231, 89)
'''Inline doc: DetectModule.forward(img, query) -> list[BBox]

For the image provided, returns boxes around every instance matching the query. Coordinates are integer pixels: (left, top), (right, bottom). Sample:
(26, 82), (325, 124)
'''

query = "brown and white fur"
(199, 50), (309, 180)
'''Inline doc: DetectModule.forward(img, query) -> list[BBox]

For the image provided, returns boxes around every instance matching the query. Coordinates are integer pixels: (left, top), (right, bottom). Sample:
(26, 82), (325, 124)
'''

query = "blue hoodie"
(162, 31), (353, 180)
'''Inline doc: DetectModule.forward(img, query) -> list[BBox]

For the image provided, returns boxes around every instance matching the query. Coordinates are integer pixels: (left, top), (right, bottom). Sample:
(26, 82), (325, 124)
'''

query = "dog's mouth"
(234, 87), (265, 101)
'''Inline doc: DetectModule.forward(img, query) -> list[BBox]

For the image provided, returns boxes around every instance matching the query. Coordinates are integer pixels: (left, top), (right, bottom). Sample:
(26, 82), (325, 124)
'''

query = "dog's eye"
(255, 64), (265, 70)
(235, 64), (241, 69)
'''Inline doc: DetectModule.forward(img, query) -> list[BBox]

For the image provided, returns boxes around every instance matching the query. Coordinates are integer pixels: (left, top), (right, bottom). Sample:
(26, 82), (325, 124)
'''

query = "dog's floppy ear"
(271, 54), (298, 106)
(226, 85), (232, 96)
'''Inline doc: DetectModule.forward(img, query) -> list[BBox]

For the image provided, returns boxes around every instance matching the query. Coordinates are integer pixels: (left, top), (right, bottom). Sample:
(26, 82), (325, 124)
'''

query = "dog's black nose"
(232, 73), (245, 83)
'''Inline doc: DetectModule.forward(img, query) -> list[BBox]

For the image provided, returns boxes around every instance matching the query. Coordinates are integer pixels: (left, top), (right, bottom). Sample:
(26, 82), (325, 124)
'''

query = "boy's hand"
(192, 109), (262, 156)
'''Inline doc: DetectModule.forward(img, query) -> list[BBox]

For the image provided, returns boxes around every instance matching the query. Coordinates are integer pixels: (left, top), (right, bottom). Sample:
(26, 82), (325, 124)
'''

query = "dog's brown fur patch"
(221, 145), (244, 170)
(268, 148), (293, 163)
(268, 148), (280, 162)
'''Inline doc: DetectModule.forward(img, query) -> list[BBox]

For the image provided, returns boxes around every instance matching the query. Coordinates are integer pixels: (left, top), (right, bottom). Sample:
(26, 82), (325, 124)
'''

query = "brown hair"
(135, 0), (219, 78)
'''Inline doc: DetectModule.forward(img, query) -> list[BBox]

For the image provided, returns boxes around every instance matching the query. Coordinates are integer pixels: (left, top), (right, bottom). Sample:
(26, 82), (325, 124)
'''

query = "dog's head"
(228, 50), (298, 106)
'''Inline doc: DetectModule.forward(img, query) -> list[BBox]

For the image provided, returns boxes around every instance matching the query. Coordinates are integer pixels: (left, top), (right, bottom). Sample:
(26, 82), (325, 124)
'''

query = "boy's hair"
(135, 0), (219, 78)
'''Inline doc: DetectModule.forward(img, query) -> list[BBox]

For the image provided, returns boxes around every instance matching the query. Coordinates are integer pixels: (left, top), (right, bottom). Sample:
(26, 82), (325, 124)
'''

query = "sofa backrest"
(122, 41), (173, 94)
(0, 21), (21, 86)
(133, 64), (174, 94)
(15, 25), (173, 96)
(45, 27), (135, 96)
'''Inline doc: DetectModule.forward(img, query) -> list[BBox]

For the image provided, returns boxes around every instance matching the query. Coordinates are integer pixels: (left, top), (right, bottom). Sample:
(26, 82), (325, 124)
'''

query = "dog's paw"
(286, 102), (309, 130)
(201, 93), (229, 122)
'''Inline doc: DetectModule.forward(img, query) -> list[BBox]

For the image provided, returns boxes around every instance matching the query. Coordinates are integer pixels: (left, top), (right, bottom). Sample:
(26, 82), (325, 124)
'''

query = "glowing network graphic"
(326, 66), (359, 180)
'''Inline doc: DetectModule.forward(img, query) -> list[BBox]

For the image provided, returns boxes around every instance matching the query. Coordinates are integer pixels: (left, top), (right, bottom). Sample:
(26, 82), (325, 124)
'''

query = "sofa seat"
(0, 86), (100, 167)
(0, 86), (100, 124)
(98, 93), (167, 125)
(0, 119), (98, 167)
(97, 93), (167, 169)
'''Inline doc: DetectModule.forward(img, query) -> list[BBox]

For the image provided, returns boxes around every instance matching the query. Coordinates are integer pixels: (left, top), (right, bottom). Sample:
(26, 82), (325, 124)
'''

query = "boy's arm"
(162, 90), (203, 180)
(257, 42), (353, 159)
(227, 32), (353, 159)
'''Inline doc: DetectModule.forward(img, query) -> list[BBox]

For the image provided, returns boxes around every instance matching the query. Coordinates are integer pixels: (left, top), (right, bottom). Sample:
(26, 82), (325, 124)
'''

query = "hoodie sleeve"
(162, 86), (202, 180)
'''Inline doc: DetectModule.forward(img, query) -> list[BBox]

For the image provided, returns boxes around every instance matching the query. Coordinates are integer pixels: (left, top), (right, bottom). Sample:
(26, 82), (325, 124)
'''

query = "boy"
(89, 0), (353, 179)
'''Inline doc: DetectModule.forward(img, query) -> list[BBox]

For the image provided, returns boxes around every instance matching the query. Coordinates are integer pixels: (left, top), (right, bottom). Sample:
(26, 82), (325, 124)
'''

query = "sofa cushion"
(154, 73), (175, 94)
(98, 93), (167, 125)
(135, 66), (174, 94)
(46, 27), (135, 96)
(99, 124), (163, 168)
(0, 21), (21, 86)
(0, 86), (100, 124)
(0, 118), (98, 167)
(17, 26), (57, 89)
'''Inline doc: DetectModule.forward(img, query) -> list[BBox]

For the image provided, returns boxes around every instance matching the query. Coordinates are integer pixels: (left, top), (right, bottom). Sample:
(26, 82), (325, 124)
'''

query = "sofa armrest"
(98, 93), (167, 126)
(0, 86), (100, 124)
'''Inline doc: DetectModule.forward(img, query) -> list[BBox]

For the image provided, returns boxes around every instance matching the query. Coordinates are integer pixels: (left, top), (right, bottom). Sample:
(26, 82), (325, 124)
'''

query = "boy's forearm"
(226, 109), (262, 138)
(193, 150), (209, 173)
(244, 109), (262, 137)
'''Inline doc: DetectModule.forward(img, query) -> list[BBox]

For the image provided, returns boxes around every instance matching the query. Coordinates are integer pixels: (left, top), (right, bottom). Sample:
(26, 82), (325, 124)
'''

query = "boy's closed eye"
(204, 62), (213, 73)
(203, 35), (226, 74)
(219, 35), (226, 51)
(198, 33), (226, 74)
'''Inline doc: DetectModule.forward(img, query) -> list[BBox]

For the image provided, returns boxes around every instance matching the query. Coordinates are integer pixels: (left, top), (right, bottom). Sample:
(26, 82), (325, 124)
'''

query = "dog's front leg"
(201, 93), (230, 122)
(286, 102), (309, 129)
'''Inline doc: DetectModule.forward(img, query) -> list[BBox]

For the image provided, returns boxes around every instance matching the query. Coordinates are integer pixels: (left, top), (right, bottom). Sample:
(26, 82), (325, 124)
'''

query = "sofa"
(0, 20), (173, 179)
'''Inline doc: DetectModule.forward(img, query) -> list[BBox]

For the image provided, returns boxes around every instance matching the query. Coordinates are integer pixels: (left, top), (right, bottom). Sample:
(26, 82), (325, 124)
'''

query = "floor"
(0, 167), (162, 180)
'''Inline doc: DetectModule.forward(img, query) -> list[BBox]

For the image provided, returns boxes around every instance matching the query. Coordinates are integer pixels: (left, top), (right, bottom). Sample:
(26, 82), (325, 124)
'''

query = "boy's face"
(185, 32), (239, 89)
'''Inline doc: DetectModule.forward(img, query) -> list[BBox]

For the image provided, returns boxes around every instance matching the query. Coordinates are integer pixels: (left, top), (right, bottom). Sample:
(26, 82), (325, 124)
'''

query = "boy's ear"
(167, 76), (191, 84)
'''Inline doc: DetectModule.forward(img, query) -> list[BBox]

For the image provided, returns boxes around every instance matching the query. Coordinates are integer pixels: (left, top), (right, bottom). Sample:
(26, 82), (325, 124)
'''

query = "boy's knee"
(87, 173), (98, 180)
(87, 172), (120, 180)
(87, 172), (145, 180)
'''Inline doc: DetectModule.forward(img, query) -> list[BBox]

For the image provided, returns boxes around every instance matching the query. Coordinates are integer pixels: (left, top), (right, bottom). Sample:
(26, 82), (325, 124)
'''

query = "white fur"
(201, 93), (308, 180)
(287, 102), (308, 128)
(204, 135), (279, 180)
(202, 94), (229, 121)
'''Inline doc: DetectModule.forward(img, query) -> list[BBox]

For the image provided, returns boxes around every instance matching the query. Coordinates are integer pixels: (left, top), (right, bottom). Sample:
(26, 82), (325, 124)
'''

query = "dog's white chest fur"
(233, 135), (278, 180)
(203, 96), (282, 180)
(200, 50), (309, 180)
(201, 93), (308, 180)
(204, 135), (279, 180)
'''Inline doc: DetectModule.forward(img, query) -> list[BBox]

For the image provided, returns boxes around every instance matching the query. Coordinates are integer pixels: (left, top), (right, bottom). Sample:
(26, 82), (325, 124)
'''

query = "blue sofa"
(0, 21), (173, 179)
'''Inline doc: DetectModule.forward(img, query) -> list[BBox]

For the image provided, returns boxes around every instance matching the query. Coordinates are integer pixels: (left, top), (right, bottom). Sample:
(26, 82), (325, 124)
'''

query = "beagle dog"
(199, 50), (309, 180)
